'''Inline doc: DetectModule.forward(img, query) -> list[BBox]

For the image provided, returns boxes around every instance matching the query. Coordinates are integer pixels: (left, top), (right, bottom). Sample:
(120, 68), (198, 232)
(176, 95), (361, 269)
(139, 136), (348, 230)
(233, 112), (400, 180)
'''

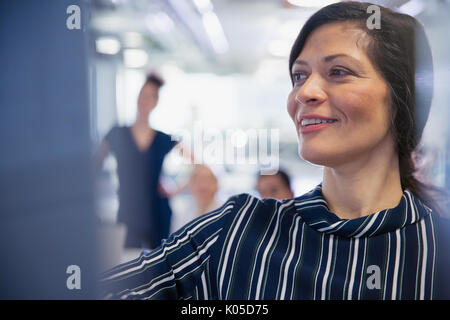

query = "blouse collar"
(294, 184), (432, 238)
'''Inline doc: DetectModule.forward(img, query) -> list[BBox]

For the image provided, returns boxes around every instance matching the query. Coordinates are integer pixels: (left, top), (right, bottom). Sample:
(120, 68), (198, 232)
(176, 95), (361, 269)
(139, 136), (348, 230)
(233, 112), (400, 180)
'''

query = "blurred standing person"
(256, 169), (294, 200)
(97, 72), (177, 249)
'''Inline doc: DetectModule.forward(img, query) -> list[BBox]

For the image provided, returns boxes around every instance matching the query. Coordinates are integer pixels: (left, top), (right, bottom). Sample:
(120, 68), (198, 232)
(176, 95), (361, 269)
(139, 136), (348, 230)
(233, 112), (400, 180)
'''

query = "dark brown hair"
(145, 72), (165, 88)
(258, 168), (292, 191)
(289, 1), (448, 216)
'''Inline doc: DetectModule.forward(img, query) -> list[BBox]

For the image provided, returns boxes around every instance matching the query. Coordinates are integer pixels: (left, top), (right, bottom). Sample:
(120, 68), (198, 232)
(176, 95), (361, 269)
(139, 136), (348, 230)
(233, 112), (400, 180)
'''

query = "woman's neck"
(321, 150), (403, 220)
(133, 115), (150, 129)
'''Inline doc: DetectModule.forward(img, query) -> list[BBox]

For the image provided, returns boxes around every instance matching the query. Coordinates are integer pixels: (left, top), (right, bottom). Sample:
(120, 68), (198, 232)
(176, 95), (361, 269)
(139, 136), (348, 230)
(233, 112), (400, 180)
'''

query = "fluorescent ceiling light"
(287, 0), (340, 8)
(201, 11), (229, 54)
(192, 0), (213, 13)
(95, 37), (121, 55)
(123, 49), (148, 68)
(146, 12), (175, 33)
(123, 32), (144, 48)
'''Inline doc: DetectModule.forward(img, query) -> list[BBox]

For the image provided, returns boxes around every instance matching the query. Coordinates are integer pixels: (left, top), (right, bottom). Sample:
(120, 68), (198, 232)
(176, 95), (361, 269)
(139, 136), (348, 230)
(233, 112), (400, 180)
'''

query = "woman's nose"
(294, 74), (327, 107)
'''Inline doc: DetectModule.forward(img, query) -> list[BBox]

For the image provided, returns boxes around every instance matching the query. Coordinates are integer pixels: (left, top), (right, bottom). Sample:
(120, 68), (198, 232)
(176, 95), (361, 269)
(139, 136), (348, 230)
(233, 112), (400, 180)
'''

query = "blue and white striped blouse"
(100, 184), (450, 300)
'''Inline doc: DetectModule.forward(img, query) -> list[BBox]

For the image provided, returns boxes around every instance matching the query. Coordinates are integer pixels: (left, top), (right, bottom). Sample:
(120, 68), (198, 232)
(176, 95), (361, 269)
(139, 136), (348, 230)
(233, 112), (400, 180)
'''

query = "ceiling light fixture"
(95, 37), (121, 55)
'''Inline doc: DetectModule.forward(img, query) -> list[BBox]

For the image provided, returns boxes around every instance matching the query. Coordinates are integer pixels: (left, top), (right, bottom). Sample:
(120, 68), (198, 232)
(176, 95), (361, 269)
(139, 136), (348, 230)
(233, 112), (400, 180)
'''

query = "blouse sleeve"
(98, 194), (242, 300)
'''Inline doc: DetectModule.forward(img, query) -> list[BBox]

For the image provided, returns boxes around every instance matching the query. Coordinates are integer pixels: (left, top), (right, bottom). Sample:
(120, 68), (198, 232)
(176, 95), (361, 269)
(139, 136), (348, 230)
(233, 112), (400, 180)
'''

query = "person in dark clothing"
(97, 72), (178, 249)
(256, 169), (294, 200)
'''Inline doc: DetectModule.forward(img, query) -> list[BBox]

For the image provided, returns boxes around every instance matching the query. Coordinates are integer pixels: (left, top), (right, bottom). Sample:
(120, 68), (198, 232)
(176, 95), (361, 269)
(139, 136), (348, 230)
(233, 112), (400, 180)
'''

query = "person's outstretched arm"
(99, 195), (240, 300)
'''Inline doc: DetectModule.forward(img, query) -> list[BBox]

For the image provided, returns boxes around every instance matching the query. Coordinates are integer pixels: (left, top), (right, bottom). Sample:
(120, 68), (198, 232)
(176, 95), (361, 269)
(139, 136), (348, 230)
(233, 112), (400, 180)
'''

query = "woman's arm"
(95, 139), (110, 172)
(157, 142), (195, 198)
(99, 195), (240, 300)
(174, 142), (196, 164)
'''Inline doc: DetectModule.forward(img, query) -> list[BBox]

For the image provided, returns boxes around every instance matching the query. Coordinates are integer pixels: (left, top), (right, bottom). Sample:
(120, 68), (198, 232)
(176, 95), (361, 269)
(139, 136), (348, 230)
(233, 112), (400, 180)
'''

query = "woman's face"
(137, 82), (159, 115)
(189, 165), (218, 203)
(287, 22), (394, 168)
(257, 175), (293, 200)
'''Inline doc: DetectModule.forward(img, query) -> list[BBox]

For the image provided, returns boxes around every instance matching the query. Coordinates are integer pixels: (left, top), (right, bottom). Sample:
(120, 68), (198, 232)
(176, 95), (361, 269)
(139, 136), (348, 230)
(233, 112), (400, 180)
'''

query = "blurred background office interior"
(1, 0), (450, 298)
(92, 0), (450, 269)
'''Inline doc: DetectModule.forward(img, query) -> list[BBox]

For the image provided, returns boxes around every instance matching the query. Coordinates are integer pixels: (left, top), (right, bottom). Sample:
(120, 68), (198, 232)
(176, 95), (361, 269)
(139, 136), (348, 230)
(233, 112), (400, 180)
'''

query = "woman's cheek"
(332, 90), (373, 124)
(286, 91), (297, 121)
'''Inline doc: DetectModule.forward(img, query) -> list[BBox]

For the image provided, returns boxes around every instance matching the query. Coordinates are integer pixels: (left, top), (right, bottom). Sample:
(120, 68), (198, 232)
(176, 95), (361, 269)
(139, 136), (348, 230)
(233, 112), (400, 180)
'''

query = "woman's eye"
(330, 68), (350, 77)
(292, 73), (307, 82)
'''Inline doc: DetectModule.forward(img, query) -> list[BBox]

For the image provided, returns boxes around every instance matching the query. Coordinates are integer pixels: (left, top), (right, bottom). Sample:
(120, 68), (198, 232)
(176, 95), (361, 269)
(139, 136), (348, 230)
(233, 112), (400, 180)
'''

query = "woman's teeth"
(301, 119), (336, 126)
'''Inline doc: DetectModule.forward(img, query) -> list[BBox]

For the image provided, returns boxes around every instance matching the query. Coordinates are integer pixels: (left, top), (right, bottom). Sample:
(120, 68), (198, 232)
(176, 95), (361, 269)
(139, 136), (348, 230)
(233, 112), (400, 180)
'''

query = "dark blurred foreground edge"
(0, 0), (99, 299)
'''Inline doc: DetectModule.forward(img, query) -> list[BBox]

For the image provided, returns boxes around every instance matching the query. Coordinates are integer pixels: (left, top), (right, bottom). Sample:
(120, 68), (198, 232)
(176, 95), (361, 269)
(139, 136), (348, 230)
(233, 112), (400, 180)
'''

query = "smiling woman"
(287, 20), (398, 218)
(100, 1), (450, 300)
(288, 2), (442, 219)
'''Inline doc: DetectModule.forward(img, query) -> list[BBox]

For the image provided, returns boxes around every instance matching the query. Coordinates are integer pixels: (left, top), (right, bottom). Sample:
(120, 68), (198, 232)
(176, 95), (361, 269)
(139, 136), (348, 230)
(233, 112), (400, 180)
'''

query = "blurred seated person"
(170, 164), (220, 233)
(256, 169), (294, 200)
(190, 164), (221, 215)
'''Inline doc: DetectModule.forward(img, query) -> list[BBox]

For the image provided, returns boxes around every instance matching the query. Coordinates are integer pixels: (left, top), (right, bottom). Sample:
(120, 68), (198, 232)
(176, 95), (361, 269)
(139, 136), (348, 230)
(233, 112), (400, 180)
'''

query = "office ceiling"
(90, 0), (417, 74)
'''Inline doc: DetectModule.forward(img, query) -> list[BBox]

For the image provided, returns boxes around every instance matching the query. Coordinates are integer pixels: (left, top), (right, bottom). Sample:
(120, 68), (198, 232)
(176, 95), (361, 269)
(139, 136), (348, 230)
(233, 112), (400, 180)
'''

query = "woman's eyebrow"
(293, 54), (363, 68)
(293, 60), (307, 66)
(323, 53), (363, 66)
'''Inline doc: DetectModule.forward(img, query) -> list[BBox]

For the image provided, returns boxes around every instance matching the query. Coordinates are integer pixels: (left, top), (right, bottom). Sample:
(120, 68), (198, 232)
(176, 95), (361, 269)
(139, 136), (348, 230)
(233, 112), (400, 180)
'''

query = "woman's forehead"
(296, 22), (370, 63)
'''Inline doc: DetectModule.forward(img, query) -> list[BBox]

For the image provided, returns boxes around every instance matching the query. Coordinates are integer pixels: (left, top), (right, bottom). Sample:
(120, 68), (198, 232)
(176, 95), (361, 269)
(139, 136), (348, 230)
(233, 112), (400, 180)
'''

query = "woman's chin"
(299, 148), (341, 167)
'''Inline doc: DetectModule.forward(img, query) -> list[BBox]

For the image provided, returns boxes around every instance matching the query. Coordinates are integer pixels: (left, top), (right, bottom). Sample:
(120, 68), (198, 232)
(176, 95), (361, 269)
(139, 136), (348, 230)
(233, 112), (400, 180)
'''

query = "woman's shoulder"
(108, 125), (128, 132)
(175, 188), (320, 241)
(171, 193), (295, 237)
(152, 129), (178, 150)
(153, 129), (172, 140)
(430, 211), (450, 237)
(215, 193), (298, 224)
(105, 125), (128, 140)
(428, 212), (450, 298)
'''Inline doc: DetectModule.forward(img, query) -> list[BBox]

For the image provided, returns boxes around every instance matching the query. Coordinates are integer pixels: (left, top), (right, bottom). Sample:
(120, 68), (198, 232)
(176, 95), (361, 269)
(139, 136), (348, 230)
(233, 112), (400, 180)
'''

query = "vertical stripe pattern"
(100, 184), (448, 300)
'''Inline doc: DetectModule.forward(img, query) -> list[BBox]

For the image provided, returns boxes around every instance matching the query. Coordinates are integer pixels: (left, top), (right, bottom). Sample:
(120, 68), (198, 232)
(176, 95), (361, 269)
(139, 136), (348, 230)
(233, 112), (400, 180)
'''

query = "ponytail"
(399, 148), (449, 217)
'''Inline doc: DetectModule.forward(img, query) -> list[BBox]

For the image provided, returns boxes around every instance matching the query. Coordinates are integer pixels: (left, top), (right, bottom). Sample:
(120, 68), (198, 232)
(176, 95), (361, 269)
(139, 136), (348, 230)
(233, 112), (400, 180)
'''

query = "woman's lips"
(300, 121), (336, 133)
(296, 114), (338, 134)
